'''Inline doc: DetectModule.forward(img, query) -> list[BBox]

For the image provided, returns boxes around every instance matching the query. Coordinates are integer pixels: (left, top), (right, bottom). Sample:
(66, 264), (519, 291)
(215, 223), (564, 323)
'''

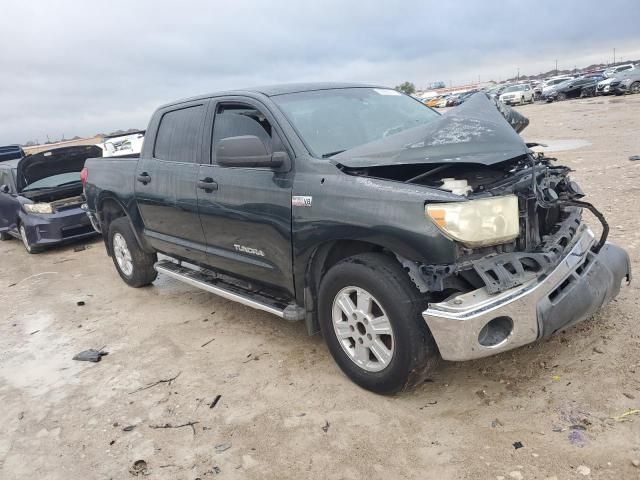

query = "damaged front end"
(333, 94), (631, 361)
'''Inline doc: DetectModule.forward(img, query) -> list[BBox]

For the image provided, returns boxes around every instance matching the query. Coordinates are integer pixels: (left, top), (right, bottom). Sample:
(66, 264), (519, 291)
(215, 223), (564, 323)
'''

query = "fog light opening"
(478, 316), (513, 347)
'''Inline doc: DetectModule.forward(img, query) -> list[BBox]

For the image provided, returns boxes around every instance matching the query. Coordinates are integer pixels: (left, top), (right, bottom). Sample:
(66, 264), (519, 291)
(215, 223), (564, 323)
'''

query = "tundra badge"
(234, 244), (265, 257)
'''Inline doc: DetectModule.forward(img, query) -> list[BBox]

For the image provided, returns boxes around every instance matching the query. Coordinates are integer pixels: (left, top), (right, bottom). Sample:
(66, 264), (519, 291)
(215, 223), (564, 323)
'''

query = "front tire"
(318, 253), (439, 394)
(557, 92), (567, 101)
(108, 217), (157, 287)
(19, 224), (41, 254)
(630, 81), (640, 94)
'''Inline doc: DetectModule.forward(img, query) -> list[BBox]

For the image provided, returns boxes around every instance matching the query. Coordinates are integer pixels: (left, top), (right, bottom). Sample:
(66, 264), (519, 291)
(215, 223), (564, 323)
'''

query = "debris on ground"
(214, 442), (232, 454)
(576, 464), (591, 475)
(491, 418), (504, 428)
(129, 459), (148, 476)
(613, 409), (640, 422)
(128, 372), (181, 394)
(76, 301), (85, 306)
(73, 245), (88, 252)
(322, 420), (330, 433)
(593, 346), (604, 354)
(149, 421), (199, 436)
(209, 394), (222, 409)
(73, 348), (108, 362)
(512, 441), (524, 449)
(631, 459), (640, 468)
(200, 337), (215, 347)
(29, 330), (40, 335)
(122, 425), (136, 432)
(623, 392), (635, 399)
(629, 155), (640, 161)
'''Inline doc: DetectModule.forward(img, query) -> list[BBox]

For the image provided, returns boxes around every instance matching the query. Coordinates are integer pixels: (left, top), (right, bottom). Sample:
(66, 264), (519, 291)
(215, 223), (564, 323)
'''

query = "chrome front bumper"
(423, 228), (630, 361)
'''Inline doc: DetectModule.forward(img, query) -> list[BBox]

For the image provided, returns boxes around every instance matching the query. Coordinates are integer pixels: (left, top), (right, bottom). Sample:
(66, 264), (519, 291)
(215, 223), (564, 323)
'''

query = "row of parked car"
(424, 63), (640, 108)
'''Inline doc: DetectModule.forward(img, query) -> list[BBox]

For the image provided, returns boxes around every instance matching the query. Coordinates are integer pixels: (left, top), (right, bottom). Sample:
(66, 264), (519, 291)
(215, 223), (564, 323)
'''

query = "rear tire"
(318, 253), (439, 394)
(108, 217), (157, 287)
(630, 81), (640, 94)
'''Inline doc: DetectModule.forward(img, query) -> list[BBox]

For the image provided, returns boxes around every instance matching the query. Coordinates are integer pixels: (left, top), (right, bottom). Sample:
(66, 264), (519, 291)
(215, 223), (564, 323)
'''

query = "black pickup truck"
(83, 83), (630, 394)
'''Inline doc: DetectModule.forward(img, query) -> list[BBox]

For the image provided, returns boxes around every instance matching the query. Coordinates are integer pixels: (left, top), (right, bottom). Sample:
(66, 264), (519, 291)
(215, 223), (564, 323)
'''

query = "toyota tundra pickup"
(83, 83), (630, 394)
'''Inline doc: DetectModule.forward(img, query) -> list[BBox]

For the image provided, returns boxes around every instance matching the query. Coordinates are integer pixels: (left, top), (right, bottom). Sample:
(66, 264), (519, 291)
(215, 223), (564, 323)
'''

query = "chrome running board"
(154, 260), (304, 321)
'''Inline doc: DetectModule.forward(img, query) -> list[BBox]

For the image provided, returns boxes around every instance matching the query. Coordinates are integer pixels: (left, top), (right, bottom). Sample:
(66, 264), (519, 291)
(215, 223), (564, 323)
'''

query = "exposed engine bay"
(341, 152), (608, 297)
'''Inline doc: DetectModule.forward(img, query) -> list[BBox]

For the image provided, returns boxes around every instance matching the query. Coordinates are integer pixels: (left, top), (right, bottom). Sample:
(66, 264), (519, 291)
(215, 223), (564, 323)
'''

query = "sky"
(1, 0), (639, 145)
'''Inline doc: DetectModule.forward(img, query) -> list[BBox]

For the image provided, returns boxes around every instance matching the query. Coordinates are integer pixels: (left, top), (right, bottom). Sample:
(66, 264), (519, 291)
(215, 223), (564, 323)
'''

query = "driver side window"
(211, 103), (283, 164)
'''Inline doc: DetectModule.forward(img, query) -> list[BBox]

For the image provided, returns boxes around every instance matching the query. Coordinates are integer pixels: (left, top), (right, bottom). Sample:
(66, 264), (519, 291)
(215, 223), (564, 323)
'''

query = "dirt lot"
(1, 95), (639, 480)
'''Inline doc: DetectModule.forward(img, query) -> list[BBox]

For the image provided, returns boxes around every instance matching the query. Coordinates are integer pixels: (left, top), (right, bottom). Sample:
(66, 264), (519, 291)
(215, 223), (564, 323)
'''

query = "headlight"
(23, 203), (54, 214)
(426, 195), (520, 247)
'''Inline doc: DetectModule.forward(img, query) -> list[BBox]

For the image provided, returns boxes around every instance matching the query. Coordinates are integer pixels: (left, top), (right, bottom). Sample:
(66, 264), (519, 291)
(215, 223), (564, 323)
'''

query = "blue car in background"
(0, 145), (101, 253)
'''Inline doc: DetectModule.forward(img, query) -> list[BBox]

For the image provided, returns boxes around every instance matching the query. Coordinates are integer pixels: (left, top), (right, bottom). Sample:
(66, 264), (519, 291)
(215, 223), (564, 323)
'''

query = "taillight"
(80, 167), (88, 186)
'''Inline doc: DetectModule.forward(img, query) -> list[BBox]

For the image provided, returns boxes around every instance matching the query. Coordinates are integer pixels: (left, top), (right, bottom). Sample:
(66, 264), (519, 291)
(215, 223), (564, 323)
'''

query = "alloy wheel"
(331, 286), (395, 372)
(19, 225), (32, 253)
(113, 232), (134, 276)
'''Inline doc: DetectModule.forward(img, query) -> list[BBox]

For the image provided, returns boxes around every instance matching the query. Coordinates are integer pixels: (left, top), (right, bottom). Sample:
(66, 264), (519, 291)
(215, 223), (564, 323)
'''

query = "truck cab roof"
(159, 82), (383, 109)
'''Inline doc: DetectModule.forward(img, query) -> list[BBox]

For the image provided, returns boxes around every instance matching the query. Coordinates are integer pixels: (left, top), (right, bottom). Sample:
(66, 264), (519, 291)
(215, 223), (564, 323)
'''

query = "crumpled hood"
(17, 145), (102, 190)
(332, 93), (530, 169)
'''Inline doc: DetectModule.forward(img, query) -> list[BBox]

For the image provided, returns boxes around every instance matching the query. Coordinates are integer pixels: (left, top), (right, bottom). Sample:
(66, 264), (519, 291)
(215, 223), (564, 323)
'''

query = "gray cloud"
(1, 0), (639, 144)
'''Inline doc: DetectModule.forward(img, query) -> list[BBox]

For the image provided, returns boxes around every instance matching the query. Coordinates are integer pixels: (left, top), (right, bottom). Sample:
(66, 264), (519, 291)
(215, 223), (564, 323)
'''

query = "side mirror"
(216, 135), (286, 168)
(0, 184), (9, 194)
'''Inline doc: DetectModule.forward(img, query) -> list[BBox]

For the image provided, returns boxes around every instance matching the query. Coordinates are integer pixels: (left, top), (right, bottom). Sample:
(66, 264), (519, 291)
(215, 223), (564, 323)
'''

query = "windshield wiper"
(321, 150), (346, 159)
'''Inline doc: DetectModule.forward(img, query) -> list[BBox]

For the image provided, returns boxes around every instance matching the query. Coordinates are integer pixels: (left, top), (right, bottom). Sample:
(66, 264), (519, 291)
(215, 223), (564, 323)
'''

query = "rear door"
(135, 102), (208, 263)
(196, 97), (295, 296)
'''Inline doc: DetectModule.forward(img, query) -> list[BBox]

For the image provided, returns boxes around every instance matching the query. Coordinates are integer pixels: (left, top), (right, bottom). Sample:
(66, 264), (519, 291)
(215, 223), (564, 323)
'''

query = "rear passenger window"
(154, 105), (204, 163)
(212, 103), (283, 163)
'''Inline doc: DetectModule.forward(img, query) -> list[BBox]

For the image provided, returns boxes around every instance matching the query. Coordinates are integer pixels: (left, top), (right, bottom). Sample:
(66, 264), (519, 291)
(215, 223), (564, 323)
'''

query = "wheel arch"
(302, 239), (406, 335)
(97, 194), (151, 255)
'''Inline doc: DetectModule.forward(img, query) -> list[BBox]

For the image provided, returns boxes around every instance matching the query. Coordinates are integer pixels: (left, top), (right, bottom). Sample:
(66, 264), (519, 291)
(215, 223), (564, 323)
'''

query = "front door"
(197, 99), (294, 297)
(135, 102), (208, 264)
(0, 170), (17, 233)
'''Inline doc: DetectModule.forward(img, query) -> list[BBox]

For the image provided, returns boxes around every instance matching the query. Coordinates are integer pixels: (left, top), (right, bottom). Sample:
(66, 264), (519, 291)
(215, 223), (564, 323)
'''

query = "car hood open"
(332, 93), (530, 169)
(17, 145), (102, 191)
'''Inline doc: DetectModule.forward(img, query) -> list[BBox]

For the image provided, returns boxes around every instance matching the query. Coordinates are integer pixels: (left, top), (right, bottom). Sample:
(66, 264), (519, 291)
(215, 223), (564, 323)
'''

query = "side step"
(154, 260), (304, 321)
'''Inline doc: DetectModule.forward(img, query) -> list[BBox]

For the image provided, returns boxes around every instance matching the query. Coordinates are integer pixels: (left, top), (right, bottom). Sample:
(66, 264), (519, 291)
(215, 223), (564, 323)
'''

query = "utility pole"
(613, 47), (616, 65)
(517, 67), (520, 81)
(555, 59), (558, 76)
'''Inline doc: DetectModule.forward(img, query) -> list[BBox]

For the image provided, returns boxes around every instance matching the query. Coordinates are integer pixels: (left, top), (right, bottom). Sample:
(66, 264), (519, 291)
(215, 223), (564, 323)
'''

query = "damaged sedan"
(0, 145), (101, 253)
(83, 84), (630, 393)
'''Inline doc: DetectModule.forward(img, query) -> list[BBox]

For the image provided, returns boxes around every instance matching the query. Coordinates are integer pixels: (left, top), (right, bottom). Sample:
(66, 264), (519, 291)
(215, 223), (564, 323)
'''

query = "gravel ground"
(1, 95), (639, 480)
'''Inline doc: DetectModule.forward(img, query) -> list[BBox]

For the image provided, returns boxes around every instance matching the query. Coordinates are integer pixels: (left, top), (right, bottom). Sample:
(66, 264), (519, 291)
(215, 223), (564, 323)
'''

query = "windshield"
(21, 172), (81, 191)
(272, 87), (440, 158)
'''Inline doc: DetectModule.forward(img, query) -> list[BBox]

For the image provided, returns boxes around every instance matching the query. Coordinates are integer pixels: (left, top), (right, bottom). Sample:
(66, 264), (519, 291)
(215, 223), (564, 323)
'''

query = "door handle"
(136, 172), (151, 184)
(197, 177), (218, 191)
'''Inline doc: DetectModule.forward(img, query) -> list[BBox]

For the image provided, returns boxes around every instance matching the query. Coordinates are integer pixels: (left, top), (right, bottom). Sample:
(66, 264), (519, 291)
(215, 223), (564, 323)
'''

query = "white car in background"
(541, 77), (573, 95)
(603, 63), (635, 78)
(498, 84), (535, 105)
(98, 131), (145, 157)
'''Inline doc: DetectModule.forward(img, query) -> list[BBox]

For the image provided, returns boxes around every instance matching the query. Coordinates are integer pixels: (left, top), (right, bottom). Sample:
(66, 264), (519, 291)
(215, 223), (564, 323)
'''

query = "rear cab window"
(154, 105), (205, 163)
